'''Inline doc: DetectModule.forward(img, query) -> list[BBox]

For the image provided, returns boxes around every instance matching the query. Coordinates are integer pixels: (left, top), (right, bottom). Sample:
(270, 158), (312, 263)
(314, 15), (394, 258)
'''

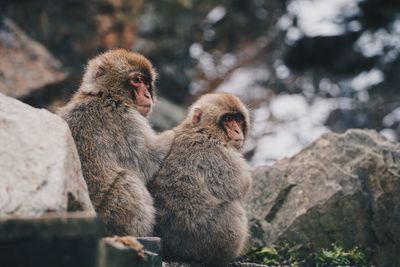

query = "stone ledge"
(99, 236), (162, 267)
(0, 212), (101, 267)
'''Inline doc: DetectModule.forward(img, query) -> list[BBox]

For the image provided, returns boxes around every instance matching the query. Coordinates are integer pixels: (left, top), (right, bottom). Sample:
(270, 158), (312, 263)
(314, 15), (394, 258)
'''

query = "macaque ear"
(95, 65), (106, 78)
(80, 59), (108, 94)
(192, 108), (202, 126)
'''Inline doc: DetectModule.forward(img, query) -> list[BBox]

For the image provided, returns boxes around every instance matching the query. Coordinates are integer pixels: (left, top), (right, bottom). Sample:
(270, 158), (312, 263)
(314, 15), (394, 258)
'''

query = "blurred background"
(1, 0), (400, 166)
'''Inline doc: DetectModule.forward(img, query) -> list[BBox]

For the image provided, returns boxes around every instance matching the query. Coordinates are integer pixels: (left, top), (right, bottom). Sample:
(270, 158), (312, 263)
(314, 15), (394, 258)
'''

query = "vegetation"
(244, 243), (371, 267)
(315, 244), (368, 267)
(245, 243), (306, 266)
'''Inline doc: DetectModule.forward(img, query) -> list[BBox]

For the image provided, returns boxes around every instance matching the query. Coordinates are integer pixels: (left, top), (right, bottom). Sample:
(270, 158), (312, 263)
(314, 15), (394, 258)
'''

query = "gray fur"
(149, 93), (252, 266)
(59, 49), (168, 236)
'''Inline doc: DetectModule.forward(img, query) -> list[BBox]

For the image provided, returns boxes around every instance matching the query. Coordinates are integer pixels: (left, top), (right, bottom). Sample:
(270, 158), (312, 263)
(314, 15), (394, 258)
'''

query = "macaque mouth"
(137, 104), (151, 109)
(135, 104), (152, 117)
(230, 139), (244, 150)
(221, 113), (245, 149)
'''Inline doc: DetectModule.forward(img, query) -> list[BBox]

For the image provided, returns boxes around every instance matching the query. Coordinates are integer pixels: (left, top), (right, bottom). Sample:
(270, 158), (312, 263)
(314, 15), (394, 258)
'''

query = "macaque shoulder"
(171, 131), (251, 191)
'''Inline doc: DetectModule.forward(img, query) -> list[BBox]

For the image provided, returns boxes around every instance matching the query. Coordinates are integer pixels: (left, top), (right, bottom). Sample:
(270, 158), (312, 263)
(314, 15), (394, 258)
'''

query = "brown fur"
(59, 49), (167, 236)
(149, 93), (252, 266)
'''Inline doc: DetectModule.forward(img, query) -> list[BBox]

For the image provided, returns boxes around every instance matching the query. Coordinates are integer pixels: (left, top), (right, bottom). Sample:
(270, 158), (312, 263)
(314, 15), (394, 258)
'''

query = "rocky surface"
(150, 97), (186, 131)
(0, 18), (67, 99)
(99, 236), (162, 267)
(247, 129), (400, 266)
(4, 1), (143, 70)
(0, 212), (100, 267)
(0, 93), (94, 218)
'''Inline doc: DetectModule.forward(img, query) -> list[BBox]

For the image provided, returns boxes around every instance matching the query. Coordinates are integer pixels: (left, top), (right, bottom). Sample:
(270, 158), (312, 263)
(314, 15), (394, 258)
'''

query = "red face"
(128, 72), (153, 117)
(222, 113), (245, 150)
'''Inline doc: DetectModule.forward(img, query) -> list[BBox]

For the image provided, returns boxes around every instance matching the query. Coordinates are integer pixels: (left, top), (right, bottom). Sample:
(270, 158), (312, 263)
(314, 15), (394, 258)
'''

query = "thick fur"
(59, 49), (168, 236)
(149, 93), (252, 266)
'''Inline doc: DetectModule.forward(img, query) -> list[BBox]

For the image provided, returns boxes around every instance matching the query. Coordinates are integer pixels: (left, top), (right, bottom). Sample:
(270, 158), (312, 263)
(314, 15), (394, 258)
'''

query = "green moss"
(315, 244), (368, 267)
(243, 243), (371, 267)
(244, 243), (306, 266)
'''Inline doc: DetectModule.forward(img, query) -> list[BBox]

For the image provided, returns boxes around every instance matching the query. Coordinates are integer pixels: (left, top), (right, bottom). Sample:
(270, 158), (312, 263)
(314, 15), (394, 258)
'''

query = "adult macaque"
(59, 49), (168, 236)
(149, 93), (252, 266)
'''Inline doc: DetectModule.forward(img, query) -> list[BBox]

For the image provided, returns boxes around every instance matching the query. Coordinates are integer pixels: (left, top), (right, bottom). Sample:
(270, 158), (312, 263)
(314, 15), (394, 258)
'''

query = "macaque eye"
(223, 114), (243, 123)
(234, 114), (243, 123)
(224, 115), (234, 122)
(132, 77), (140, 83)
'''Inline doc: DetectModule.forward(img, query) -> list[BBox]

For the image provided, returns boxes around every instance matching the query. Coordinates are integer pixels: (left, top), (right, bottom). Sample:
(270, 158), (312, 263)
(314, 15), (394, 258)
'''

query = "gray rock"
(0, 93), (94, 218)
(0, 18), (67, 99)
(247, 129), (400, 266)
(137, 237), (161, 254)
(149, 97), (186, 131)
(99, 236), (161, 267)
(0, 212), (100, 267)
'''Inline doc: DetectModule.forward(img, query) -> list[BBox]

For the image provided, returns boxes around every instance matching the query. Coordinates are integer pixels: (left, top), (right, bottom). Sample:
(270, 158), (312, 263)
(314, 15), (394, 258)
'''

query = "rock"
(149, 97), (186, 131)
(0, 93), (94, 218)
(0, 212), (101, 267)
(247, 129), (400, 266)
(99, 236), (162, 267)
(137, 237), (161, 254)
(4, 1), (144, 69)
(0, 18), (67, 99)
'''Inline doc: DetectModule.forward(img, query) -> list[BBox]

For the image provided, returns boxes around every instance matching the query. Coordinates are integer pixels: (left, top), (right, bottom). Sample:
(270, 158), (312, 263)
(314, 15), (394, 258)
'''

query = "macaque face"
(128, 71), (153, 117)
(221, 113), (245, 150)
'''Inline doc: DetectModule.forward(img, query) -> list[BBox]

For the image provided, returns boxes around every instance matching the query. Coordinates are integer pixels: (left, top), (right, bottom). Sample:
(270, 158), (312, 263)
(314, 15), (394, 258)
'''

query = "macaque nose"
(137, 86), (151, 99)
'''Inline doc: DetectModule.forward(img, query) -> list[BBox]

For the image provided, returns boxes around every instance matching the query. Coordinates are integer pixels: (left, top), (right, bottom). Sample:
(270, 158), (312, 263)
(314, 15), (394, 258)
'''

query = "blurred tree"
(279, 0), (400, 137)
(2, 0), (400, 139)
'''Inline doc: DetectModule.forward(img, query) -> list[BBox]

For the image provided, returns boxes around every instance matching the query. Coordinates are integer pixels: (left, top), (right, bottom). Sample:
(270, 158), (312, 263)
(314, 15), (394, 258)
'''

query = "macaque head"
(188, 93), (250, 150)
(81, 49), (157, 117)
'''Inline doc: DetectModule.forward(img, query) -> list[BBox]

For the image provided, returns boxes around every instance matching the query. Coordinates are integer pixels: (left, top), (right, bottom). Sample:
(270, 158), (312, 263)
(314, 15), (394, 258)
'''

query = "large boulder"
(149, 97), (186, 131)
(0, 18), (66, 99)
(0, 213), (100, 267)
(247, 129), (400, 266)
(0, 93), (94, 218)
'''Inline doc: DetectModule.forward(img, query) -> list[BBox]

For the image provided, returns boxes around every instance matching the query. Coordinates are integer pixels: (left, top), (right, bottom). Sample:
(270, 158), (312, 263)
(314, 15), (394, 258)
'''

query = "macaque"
(59, 49), (167, 236)
(149, 93), (253, 266)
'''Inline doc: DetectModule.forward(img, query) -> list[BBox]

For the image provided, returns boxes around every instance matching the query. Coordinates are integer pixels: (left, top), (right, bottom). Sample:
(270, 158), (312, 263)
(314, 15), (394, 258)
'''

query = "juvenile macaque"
(149, 93), (252, 266)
